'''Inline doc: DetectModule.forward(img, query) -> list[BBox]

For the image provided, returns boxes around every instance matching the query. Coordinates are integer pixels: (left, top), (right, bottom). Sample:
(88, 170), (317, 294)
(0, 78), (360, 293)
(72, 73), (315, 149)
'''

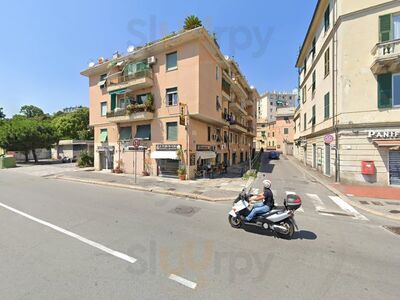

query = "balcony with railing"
(222, 78), (231, 100)
(371, 39), (400, 74)
(107, 69), (153, 93)
(106, 106), (154, 123)
(230, 100), (248, 116)
(229, 120), (247, 134)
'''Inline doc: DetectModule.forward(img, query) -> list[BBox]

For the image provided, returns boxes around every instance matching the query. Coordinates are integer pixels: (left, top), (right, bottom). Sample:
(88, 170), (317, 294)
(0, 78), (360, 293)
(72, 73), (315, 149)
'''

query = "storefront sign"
(324, 134), (334, 144)
(368, 130), (400, 139)
(156, 144), (180, 151)
(97, 146), (115, 152)
(196, 145), (212, 151)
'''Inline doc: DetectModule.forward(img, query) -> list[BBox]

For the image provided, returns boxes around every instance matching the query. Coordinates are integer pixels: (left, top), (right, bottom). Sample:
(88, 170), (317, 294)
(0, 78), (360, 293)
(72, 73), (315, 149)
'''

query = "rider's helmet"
(263, 179), (271, 189)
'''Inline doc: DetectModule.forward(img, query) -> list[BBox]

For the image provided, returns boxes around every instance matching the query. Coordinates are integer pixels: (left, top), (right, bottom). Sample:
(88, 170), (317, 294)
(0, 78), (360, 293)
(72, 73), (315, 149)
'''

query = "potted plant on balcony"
(177, 166), (187, 181)
(144, 94), (154, 112)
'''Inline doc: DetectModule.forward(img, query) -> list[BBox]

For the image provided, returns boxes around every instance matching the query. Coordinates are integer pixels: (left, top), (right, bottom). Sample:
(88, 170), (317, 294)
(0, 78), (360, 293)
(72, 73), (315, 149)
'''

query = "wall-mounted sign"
(156, 144), (180, 151)
(196, 145), (212, 151)
(368, 130), (400, 139)
(324, 134), (334, 144)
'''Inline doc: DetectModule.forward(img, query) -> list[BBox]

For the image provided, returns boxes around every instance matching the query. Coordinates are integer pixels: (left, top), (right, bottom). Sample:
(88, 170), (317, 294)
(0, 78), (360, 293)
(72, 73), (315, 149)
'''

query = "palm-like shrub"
(183, 15), (202, 30)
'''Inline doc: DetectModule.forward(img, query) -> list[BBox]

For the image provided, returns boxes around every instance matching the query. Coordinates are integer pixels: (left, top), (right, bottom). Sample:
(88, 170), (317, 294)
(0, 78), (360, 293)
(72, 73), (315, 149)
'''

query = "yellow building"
(294, 0), (400, 186)
(81, 27), (259, 178)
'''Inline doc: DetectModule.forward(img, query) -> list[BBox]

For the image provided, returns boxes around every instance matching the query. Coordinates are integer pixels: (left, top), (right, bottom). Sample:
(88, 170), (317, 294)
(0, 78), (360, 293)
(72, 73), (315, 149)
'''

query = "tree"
(0, 117), (57, 162)
(52, 107), (93, 141)
(183, 15), (202, 31)
(20, 105), (46, 119)
(0, 107), (5, 120)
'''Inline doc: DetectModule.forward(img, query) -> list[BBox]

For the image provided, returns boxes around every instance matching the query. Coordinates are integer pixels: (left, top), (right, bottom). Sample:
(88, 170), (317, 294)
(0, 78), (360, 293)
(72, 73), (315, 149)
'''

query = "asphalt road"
(0, 156), (399, 299)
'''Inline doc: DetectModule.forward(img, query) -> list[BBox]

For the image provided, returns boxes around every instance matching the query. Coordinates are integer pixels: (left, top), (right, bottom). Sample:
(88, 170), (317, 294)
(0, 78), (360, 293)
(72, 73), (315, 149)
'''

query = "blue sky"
(0, 0), (316, 117)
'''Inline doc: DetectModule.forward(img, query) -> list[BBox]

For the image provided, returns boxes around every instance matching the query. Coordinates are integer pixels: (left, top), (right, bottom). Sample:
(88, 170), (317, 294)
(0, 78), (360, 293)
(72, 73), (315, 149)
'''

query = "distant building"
(52, 140), (94, 161)
(275, 107), (295, 155)
(257, 91), (297, 123)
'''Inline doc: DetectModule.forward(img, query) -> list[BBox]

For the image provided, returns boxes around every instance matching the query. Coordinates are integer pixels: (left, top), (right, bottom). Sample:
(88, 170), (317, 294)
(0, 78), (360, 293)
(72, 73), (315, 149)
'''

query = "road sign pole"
(134, 150), (137, 184)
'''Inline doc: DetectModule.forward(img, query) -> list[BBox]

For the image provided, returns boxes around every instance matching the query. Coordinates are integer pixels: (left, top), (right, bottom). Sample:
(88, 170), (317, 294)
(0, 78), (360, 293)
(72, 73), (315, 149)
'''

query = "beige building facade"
(81, 27), (258, 179)
(294, 0), (400, 186)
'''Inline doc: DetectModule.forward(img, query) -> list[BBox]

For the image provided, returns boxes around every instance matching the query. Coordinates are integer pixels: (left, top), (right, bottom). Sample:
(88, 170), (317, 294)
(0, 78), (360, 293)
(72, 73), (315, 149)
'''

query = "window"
(324, 5), (330, 32)
(229, 133), (233, 143)
(303, 113), (307, 131)
(270, 102), (273, 105)
(119, 127), (132, 141)
(324, 93), (330, 119)
(235, 134), (238, 144)
(324, 48), (330, 77)
(125, 61), (149, 76)
(166, 122), (178, 141)
(136, 125), (151, 140)
(261, 124), (265, 128)
(312, 71), (316, 94)
(284, 128), (289, 135)
(216, 66), (219, 80)
(377, 73), (400, 108)
(284, 116), (289, 121)
(166, 52), (177, 71)
(393, 74), (400, 106)
(302, 85), (307, 103)
(272, 132), (275, 137)
(216, 96), (221, 111)
(379, 14), (400, 42)
(136, 94), (148, 104)
(100, 102), (107, 116)
(261, 131), (266, 137)
(100, 129), (108, 143)
(311, 105), (316, 126)
(207, 126), (211, 141)
(117, 97), (130, 109)
(268, 132), (270, 137)
(311, 38), (316, 60)
(304, 59), (307, 75)
(166, 87), (178, 106)
(99, 74), (107, 88)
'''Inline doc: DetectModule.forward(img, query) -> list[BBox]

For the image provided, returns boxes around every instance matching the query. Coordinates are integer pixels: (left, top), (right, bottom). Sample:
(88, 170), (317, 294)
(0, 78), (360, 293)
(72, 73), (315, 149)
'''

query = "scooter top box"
(285, 193), (302, 210)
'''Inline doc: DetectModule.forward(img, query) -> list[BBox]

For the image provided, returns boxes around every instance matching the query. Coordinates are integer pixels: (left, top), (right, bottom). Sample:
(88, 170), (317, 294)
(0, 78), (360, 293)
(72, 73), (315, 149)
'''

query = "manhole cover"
(169, 205), (200, 217)
(389, 210), (400, 214)
(383, 226), (400, 235)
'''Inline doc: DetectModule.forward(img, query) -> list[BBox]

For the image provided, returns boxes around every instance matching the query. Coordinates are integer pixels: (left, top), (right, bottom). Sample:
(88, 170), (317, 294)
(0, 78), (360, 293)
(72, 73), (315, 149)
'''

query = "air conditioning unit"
(147, 56), (156, 65)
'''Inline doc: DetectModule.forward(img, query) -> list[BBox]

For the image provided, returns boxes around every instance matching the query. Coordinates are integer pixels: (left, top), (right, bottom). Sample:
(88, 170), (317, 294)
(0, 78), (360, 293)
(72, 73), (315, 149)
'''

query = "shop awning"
(196, 151), (216, 160)
(110, 89), (127, 95)
(151, 151), (178, 160)
(373, 140), (400, 147)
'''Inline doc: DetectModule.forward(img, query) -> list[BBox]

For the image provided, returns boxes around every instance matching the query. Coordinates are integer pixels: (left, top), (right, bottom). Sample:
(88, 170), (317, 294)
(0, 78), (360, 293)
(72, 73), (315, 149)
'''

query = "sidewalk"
(286, 156), (400, 221)
(53, 170), (253, 202)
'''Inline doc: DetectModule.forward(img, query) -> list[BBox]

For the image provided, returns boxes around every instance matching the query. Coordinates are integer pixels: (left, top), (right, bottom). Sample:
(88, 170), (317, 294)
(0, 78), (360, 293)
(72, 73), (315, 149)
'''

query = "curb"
(52, 176), (236, 203)
(286, 157), (400, 222)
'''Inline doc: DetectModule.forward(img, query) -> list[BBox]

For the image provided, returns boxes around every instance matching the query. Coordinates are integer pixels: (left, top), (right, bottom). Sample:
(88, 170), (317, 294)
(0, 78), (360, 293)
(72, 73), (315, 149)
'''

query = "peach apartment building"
(294, 0), (400, 186)
(80, 27), (258, 179)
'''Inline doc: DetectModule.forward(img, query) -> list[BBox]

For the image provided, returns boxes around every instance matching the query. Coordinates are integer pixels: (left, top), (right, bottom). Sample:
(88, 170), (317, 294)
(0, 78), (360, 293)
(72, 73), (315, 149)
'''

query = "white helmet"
(263, 180), (271, 189)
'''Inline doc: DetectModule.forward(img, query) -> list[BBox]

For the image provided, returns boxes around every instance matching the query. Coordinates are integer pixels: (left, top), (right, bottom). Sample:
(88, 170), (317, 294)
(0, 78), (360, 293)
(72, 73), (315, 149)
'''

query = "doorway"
(389, 151), (400, 185)
(312, 144), (317, 168)
(325, 144), (331, 176)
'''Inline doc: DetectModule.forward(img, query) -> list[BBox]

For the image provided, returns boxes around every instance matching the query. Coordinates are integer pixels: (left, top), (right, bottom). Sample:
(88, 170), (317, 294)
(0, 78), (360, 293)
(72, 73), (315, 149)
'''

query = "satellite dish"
(127, 45), (135, 53)
(88, 61), (95, 68)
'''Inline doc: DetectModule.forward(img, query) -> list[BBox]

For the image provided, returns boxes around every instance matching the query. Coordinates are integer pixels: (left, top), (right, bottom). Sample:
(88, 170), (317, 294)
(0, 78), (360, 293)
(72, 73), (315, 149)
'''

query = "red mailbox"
(361, 161), (375, 175)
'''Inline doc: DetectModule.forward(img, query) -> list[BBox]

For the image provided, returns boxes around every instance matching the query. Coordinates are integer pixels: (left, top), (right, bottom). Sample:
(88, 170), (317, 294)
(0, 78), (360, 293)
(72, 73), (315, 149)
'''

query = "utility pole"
(186, 104), (190, 180)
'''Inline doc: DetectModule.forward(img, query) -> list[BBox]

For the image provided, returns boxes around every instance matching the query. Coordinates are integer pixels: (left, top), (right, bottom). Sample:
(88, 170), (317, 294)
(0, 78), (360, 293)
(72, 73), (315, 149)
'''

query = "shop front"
(97, 145), (115, 171)
(151, 144), (180, 177)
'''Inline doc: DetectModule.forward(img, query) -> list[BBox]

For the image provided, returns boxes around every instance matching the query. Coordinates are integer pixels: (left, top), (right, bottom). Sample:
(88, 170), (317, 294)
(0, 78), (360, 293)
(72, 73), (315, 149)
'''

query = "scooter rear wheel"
(276, 220), (294, 239)
(228, 215), (242, 228)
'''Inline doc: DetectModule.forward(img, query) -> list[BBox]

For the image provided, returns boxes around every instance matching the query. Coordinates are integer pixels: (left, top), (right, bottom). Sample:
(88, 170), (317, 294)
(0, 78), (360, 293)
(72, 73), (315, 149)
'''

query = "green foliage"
(242, 169), (257, 180)
(0, 117), (57, 161)
(144, 93), (154, 108)
(183, 15), (202, 30)
(177, 166), (187, 176)
(0, 107), (5, 120)
(77, 150), (94, 168)
(20, 105), (46, 119)
(52, 107), (93, 140)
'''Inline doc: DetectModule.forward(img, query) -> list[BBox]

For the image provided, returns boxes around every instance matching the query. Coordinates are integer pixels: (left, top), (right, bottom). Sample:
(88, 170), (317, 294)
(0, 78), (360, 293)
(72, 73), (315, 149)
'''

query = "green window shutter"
(100, 129), (108, 143)
(111, 94), (117, 111)
(379, 14), (392, 42)
(324, 93), (330, 119)
(378, 74), (392, 108)
(167, 122), (177, 141)
(119, 127), (132, 140)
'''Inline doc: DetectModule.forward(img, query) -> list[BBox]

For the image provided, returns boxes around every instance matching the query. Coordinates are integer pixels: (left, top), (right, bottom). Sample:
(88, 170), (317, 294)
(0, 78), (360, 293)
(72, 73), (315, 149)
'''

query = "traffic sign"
(133, 139), (141, 148)
(324, 134), (334, 144)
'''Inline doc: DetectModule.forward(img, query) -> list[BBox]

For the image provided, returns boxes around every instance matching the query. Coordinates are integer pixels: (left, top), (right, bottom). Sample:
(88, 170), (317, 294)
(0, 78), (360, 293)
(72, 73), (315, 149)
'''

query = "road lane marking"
(328, 196), (368, 221)
(305, 193), (333, 216)
(169, 274), (197, 289)
(0, 202), (137, 264)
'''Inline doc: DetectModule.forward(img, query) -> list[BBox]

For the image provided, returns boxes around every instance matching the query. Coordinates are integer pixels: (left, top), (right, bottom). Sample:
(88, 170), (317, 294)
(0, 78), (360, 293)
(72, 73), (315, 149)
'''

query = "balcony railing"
(107, 69), (153, 92)
(371, 39), (400, 74)
(106, 107), (154, 123)
(222, 79), (231, 96)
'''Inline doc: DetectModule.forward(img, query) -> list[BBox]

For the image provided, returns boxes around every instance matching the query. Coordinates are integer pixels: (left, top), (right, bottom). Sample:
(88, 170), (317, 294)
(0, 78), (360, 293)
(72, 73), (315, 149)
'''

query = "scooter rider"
(245, 180), (274, 222)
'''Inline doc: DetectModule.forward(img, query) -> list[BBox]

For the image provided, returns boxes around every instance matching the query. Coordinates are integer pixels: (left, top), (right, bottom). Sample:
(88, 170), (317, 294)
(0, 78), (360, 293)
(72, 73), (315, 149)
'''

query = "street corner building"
(80, 27), (259, 179)
(294, 0), (400, 187)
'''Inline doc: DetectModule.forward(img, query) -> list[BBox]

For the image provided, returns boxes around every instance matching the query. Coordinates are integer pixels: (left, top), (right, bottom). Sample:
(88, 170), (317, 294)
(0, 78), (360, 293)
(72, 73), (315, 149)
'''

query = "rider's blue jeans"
(245, 204), (270, 221)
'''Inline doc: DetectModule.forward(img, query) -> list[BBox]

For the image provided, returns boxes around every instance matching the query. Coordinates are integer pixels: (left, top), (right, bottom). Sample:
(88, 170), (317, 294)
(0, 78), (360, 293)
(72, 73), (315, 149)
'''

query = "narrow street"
(0, 155), (399, 299)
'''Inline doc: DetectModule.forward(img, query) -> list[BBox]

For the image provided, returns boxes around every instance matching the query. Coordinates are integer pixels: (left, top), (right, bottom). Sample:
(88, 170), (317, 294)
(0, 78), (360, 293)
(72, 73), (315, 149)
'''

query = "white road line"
(306, 193), (326, 212)
(328, 196), (368, 221)
(0, 202), (137, 264)
(169, 274), (197, 289)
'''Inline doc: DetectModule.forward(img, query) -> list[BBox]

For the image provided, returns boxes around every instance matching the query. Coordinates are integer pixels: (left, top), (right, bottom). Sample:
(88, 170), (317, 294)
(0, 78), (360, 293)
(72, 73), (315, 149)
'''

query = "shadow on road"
(259, 153), (276, 174)
(241, 225), (317, 241)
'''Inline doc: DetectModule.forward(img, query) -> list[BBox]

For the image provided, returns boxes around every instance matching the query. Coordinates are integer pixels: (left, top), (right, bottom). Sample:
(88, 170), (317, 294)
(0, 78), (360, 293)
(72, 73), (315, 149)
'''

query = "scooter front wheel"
(228, 215), (242, 228)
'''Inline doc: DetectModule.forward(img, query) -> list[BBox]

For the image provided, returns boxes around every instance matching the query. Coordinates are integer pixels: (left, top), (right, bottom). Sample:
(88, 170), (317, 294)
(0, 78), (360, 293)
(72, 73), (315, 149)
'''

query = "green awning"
(110, 89), (127, 95)
(100, 130), (108, 142)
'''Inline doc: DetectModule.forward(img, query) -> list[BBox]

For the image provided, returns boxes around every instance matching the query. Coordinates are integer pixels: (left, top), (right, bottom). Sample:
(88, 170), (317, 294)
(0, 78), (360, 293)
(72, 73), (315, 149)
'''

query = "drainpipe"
(332, 0), (340, 182)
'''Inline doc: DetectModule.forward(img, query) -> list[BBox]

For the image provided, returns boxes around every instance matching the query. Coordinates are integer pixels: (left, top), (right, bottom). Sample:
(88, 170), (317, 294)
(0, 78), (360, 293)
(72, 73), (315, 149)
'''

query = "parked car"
(269, 151), (280, 160)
